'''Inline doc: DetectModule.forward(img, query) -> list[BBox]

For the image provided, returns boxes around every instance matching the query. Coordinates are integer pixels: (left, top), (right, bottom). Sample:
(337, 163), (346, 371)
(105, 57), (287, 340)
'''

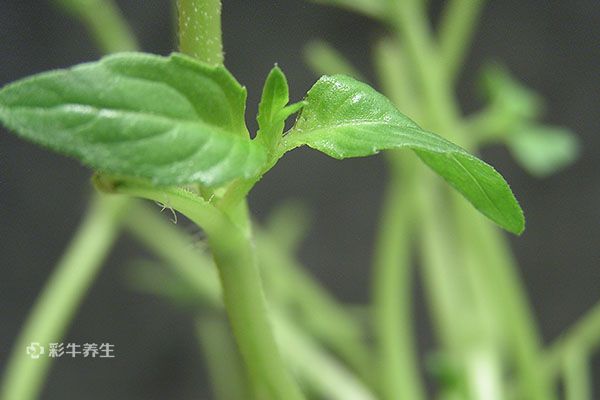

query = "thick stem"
(0, 195), (128, 400)
(208, 221), (305, 400)
(124, 204), (375, 400)
(177, 0), (224, 66)
(101, 175), (305, 399)
(174, 1), (304, 397)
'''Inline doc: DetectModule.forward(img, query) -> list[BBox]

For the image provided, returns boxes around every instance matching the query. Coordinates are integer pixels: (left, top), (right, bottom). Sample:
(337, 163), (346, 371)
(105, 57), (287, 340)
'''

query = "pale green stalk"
(451, 196), (506, 400)
(123, 204), (376, 400)
(416, 170), (469, 400)
(371, 154), (424, 400)
(438, 0), (487, 85)
(386, 0), (554, 398)
(0, 3), (136, 399)
(0, 195), (129, 400)
(56, 0), (138, 53)
(257, 232), (372, 383)
(274, 310), (376, 400)
(304, 40), (365, 80)
(563, 346), (591, 400)
(100, 172), (304, 400)
(196, 316), (256, 400)
(546, 302), (600, 380)
(371, 38), (425, 400)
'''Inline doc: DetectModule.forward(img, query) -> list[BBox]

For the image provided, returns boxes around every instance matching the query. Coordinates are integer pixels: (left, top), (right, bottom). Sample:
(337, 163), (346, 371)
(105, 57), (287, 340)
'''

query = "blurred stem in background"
(124, 204), (377, 400)
(0, 2), (137, 398)
(3, 0), (600, 399)
(0, 195), (129, 400)
(55, 0), (138, 54)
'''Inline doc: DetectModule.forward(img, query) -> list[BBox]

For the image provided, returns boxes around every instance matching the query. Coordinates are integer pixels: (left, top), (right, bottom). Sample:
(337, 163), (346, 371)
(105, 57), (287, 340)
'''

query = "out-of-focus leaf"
(508, 125), (579, 177)
(480, 63), (544, 121)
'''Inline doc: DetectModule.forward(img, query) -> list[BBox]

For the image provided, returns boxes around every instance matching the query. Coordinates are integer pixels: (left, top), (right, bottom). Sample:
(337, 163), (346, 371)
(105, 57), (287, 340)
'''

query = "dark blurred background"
(0, 0), (598, 398)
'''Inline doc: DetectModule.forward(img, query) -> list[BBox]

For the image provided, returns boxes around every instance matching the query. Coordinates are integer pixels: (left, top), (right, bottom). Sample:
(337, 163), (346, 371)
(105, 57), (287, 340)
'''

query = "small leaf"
(283, 75), (524, 234)
(257, 66), (290, 150)
(508, 125), (579, 177)
(256, 66), (305, 156)
(0, 52), (267, 187)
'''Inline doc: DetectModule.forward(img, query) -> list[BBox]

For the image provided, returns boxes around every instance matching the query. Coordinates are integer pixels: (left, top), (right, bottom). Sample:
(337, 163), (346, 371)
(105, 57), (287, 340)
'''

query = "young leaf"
(257, 66), (290, 151)
(256, 66), (305, 155)
(283, 75), (524, 234)
(0, 52), (267, 187)
(508, 125), (579, 177)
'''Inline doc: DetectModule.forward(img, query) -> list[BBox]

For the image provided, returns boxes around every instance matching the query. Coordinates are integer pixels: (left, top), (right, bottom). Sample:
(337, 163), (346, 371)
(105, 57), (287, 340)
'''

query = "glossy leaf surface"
(284, 75), (525, 234)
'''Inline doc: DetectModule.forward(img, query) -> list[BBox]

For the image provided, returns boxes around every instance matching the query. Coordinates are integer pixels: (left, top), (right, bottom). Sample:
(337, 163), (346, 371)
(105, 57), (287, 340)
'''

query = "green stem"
(387, 1), (556, 398)
(274, 310), (376, 400)
(174, 2), (304, 396)
(384, 0), (461, 138)
(99, 175), (305, 400)
(257, 232), (372, 383)
(123, 204), (221, 302)
(0, 2), (137, 399)
(546, 302), (600, 380)
(416, 172), (465, 348)
(464, 208), (554, 399)
(371, 154), (424, 400)
(124, 203), (372, 400)
(562, 346), (591, 400)
(304, 40), (365, 80)
(196, 315), (256, 400)
(177, 0), (224, 66)
(0, 194), (128, 400)
(438, 0), (487, 85)
(56, 0), (138, 53)
(208, 220), (305, 400)
(451, 195), (506, 400)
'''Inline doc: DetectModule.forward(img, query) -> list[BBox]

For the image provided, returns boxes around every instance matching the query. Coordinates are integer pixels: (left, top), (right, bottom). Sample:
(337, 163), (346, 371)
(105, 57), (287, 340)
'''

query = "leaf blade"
(0, 52), (266, 187)
(284, 75), (525, 234)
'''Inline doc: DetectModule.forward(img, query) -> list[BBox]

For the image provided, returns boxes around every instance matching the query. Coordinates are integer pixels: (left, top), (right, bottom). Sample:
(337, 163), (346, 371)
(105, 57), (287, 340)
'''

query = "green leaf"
(257, 65), (290, 151)
(508, 125), (579, 177)
(256, 66), (305, 156)
(283, 75), (524, 234)
(0, 52), (267, 187)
